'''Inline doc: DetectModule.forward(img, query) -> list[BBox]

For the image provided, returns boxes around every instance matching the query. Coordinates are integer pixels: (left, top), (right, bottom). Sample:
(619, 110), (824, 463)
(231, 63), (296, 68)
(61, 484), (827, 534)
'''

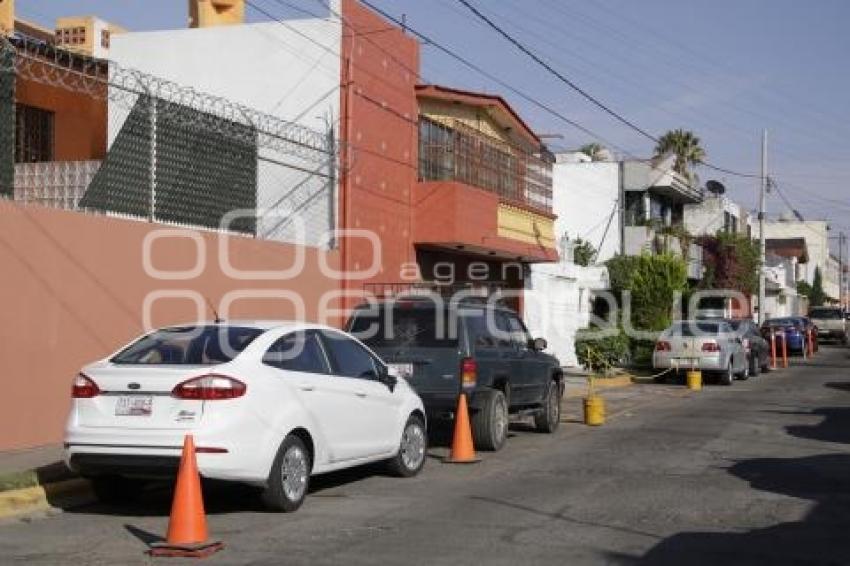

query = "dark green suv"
(346, 297), (563, 451)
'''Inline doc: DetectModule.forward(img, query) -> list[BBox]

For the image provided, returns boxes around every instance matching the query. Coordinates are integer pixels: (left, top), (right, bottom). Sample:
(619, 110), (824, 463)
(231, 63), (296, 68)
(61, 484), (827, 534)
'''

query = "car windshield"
(111, 325), (264, 365)
(810, 309), (843, 319)
(668, 321), (722, 336)
(349, 307), (459, 348)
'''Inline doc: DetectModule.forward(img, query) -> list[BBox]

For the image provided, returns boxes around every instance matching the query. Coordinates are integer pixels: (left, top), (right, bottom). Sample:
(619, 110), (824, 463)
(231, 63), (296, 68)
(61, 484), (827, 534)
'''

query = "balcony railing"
(14, 160), (101, 210)
(419, 118), (552, 213)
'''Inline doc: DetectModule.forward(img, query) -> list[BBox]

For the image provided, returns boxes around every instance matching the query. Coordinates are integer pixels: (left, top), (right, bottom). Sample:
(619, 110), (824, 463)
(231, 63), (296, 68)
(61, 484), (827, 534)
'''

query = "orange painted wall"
(0, 201), (339, 450)
(339, 0), (420, 301)
(15, 71), (107, 161)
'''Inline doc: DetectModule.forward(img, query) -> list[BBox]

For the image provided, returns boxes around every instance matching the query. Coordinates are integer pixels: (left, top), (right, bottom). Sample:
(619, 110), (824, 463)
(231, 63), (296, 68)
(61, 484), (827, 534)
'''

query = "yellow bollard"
(686, 369), (702, 391)
(583, 395), (606, 426)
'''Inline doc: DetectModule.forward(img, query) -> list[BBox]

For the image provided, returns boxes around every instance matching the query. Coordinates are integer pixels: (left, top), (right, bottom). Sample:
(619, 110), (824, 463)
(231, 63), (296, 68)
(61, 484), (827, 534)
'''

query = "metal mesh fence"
(0, 43), (13, 197)
(0, 35), (338, 247)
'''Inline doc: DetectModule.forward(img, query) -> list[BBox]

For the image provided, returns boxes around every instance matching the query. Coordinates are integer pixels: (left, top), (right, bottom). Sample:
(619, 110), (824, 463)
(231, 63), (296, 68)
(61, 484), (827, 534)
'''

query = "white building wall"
(526, 262), (609, 367)
(763, 220), (830, 287)
(109, 18), (342, 246)
(552, 154), (620, 263)
(684, 195), (745, 237)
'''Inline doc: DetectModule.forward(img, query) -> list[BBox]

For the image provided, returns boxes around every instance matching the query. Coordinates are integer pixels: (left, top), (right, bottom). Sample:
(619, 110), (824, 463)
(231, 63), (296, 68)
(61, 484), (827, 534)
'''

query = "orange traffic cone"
(149, 435), (224, 558)
(444, 393), (480, 464)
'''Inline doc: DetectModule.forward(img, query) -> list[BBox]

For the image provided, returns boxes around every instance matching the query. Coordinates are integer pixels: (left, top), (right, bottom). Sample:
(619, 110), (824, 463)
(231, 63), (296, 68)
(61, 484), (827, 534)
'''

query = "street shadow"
(609, 454), (850, 565)
(825, 381), (850, 393)
(786, 407), (850, 445)
(63, 459), (409, 518)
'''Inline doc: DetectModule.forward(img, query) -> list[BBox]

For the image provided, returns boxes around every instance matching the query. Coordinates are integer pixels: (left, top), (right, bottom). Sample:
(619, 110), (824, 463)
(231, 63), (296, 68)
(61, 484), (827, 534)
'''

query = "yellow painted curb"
(0, 478), (91, 519)
(562, 374), (634, 400)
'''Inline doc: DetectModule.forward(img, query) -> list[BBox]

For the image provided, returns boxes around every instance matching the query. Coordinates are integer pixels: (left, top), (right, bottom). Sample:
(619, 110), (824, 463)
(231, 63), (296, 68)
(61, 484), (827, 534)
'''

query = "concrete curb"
(0, 478), (93, 520)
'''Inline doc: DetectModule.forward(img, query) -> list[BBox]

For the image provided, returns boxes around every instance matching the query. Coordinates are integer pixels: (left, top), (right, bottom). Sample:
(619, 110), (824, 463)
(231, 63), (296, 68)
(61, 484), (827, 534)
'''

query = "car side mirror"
(530, 337), (547, 351)
(378, 368), (398, 392)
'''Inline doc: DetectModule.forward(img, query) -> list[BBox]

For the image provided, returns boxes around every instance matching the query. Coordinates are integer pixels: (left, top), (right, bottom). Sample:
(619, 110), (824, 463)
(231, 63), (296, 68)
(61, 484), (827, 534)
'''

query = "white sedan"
(64, 321), (427, 512)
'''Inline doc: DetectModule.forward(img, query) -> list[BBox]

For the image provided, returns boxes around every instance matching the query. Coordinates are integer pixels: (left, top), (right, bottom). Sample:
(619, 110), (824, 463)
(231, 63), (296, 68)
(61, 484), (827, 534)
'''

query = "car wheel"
(737, 359), (750, 380)
(749, 354), (761, 377)
(471, 389), (508, 451)
(262, 434), (310, 513)
(721, 363), (734, 386)
(387, 414), (427, 477)
(534, 379), (561, 433)
(90, 475), (143, 505)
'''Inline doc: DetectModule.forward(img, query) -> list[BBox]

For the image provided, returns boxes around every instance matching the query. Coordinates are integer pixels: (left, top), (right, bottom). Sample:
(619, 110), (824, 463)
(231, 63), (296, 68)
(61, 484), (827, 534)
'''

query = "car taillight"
(72, 373), (100, 398)
(172, 374), (246, 400)
(460, 358), (477, 390)
(702, 342), (720, 352)
(655, 341), (671, 352)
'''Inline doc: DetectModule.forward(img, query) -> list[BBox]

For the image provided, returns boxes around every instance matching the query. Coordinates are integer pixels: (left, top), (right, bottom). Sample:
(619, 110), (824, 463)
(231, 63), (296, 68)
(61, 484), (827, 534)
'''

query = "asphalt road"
(2, 346), (850, 565)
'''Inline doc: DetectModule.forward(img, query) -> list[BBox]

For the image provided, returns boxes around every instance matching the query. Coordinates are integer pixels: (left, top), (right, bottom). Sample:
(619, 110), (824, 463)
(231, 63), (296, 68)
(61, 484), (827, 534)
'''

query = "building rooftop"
(416, 83), (541, 146)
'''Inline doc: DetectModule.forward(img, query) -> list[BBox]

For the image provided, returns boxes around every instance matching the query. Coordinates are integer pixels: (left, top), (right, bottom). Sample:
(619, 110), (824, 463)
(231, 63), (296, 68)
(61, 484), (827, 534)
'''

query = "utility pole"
(838, 232), (847, 309)
(758, 130), (767, 324)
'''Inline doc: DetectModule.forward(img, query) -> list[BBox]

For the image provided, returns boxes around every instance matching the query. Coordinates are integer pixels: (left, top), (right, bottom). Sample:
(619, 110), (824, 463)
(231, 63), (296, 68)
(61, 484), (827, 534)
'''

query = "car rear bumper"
(68, 453), (180, 478)
(652, 354), (725, 371)
(63, 428), (269, 484)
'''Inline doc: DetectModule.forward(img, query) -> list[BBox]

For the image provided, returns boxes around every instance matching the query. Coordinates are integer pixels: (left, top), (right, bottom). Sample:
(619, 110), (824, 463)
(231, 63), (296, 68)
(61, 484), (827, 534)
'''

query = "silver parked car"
(652, 320), (749, 385)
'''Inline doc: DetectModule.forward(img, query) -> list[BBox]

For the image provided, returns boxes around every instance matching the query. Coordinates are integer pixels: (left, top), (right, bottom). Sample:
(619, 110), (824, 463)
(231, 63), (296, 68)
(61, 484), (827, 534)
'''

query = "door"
(505, 313), (550, 405)
(319, 330), (402, 459)
(463, 308), (510, 399)
(264, 330), (362, 464)
(493, 311), (528, 404)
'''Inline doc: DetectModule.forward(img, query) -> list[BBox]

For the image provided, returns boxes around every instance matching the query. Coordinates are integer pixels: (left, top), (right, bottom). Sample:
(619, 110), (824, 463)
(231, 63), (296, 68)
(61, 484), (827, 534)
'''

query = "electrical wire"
(451, 0), (764, 180)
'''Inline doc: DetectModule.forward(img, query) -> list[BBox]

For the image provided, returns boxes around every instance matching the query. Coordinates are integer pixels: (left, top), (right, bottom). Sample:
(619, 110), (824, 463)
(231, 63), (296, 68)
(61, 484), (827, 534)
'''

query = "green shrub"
(575, 328), (630, 374)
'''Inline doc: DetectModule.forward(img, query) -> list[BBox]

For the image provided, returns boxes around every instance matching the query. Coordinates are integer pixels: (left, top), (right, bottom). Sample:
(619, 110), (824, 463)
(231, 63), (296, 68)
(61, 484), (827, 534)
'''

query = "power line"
(454, 0), (658, 144)
(357, 0), (633, 157)
(451, 0), (763, 180)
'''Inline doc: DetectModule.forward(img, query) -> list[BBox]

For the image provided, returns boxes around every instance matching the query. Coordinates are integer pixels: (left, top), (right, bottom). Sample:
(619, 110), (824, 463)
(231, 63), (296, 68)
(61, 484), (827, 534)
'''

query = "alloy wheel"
(281, 445), (309, 503)
(400, 421), (426, 472)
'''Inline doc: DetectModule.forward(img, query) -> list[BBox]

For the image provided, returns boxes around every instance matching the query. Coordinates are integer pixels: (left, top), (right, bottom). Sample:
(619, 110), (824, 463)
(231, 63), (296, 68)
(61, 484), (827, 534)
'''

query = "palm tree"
(579, 143), (606, 161)
(654, 129), (706, 183)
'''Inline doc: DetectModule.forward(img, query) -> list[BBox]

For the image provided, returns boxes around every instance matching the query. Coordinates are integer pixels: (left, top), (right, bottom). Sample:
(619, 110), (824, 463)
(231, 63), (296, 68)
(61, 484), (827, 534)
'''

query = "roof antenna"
(205, 296), (223, 324)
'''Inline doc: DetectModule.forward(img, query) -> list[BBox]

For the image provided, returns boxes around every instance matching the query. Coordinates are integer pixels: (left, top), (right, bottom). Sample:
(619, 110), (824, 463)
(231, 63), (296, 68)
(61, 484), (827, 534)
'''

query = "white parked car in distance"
(652, 320), (749, 385)
(64, 321), (427, 512)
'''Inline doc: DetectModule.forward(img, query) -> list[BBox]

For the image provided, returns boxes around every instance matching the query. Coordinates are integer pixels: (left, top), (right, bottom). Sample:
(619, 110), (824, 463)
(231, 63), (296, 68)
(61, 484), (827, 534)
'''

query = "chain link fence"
(0, 35), (338, 248)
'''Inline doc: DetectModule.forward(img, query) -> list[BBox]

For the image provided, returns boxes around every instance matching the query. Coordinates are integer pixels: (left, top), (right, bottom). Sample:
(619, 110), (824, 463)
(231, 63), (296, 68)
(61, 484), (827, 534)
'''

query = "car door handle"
(298, 384), (316, 392)
(355, 391), (367, 398)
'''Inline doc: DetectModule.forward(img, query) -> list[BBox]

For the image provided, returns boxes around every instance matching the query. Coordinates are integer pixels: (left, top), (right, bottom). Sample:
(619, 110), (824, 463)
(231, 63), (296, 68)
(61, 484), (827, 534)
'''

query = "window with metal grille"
(15, 105), (55, 163)
(101, 29), (110, 49)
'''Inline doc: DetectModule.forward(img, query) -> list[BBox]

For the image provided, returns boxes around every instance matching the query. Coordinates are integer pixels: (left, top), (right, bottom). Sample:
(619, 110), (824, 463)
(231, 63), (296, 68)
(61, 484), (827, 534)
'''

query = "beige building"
(763, 218), (840, 300)
(55, 16), (126, 58)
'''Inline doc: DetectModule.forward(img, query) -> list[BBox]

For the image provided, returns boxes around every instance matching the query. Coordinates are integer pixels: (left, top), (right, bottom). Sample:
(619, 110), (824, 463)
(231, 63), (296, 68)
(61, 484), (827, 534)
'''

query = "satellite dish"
(706, 180), (726, 195)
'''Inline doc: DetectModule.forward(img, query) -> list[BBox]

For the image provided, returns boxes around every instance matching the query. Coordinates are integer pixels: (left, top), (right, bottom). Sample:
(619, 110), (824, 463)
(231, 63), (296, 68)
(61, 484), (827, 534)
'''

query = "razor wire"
(0, 35), (333, 164)
(0, 35), (341, 247)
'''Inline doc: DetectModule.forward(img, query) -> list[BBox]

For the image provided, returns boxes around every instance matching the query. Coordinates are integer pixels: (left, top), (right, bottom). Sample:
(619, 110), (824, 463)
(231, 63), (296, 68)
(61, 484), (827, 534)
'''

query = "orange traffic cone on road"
(444, 393), (480, 464)
(149, 435), (224, 558)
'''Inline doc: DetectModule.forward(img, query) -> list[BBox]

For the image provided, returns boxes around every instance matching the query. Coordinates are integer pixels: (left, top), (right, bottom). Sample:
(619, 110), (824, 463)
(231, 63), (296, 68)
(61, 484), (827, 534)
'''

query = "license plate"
(115, 395), (153, 417)
(388, 363), (414, 380)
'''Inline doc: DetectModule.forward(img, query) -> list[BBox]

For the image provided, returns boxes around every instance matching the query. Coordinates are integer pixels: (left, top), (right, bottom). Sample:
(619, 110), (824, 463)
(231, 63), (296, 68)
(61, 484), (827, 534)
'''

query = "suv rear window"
(810, 308), (843, 319)
(111, 326), (263, 365)
(349, 308), (459, 349)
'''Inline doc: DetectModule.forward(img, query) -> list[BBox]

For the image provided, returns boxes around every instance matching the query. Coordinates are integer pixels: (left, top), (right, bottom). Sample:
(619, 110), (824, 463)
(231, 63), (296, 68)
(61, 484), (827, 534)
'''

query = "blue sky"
(18, 0), (850, 234)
